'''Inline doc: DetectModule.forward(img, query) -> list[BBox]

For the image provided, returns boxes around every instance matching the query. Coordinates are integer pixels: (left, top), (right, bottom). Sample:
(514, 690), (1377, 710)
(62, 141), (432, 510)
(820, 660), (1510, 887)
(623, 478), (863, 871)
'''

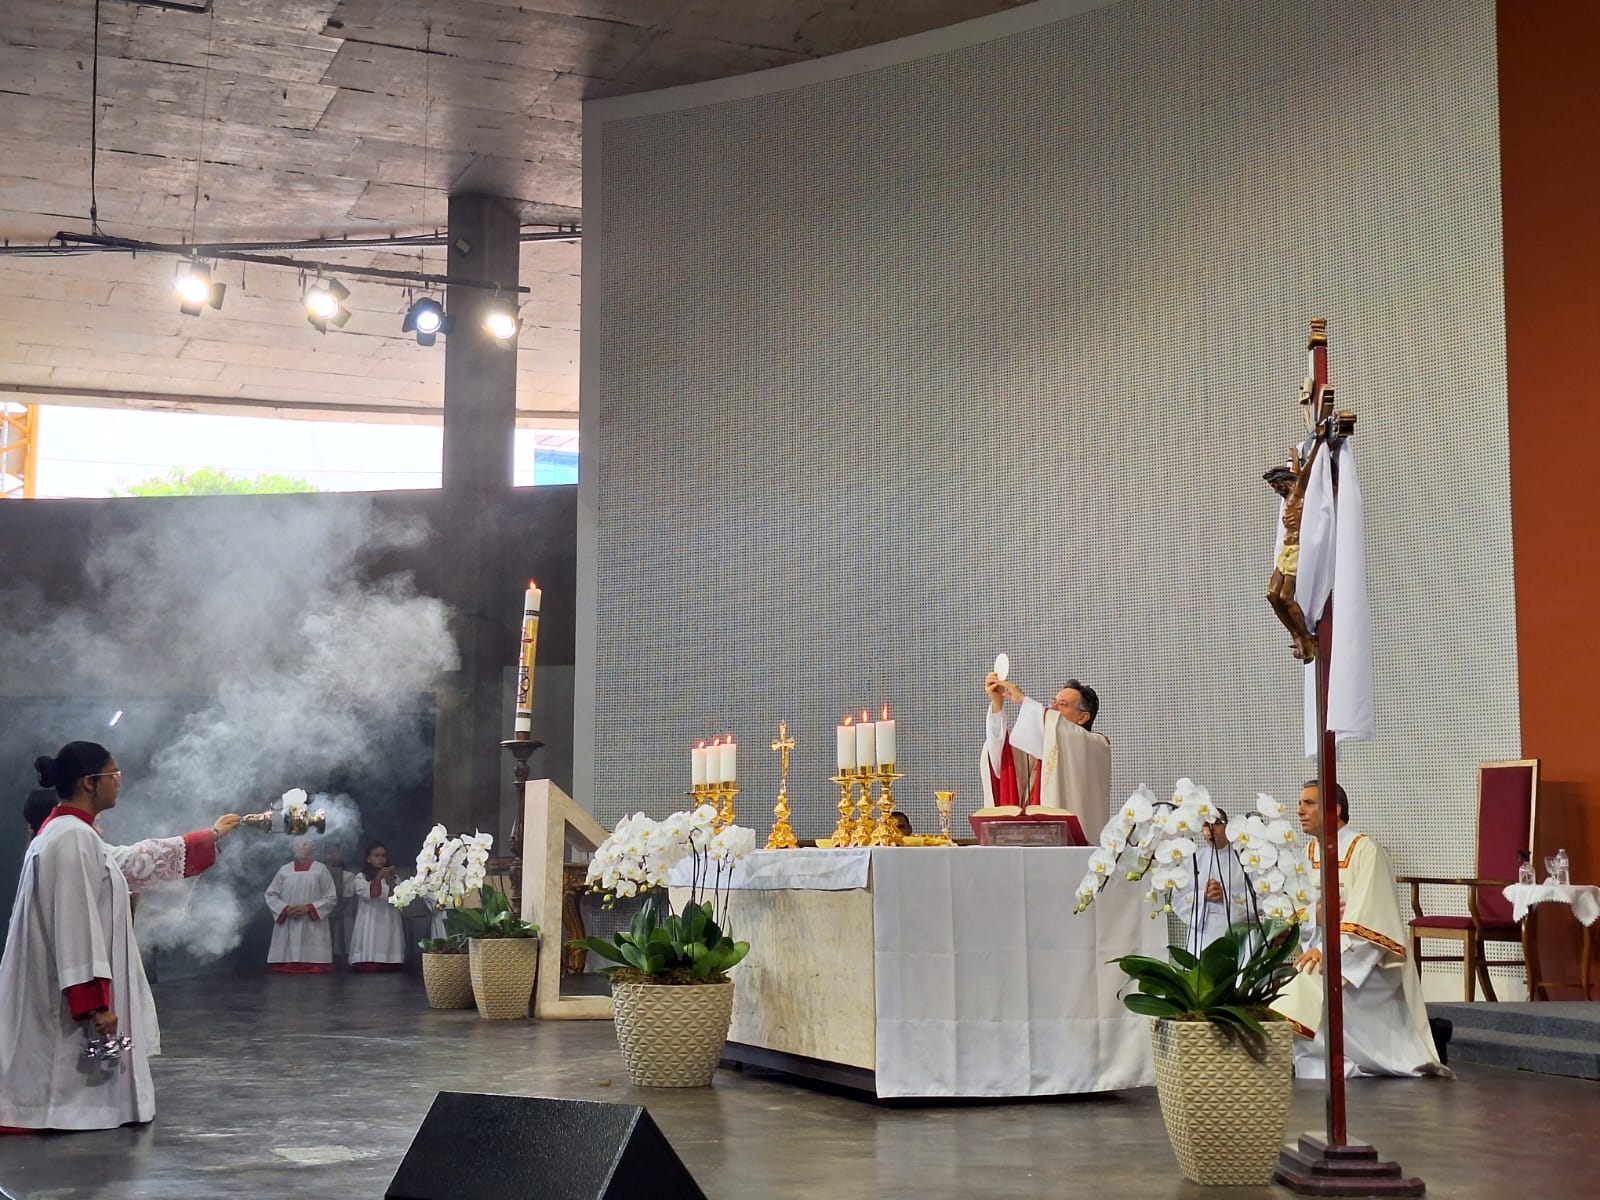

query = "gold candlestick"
(869, 766), (906, 846)
(713, 781), (738, 832)
(765, 721), (799, 850)
(933, 790), (956, 845)
(849, 769), (876, 847)
(828, 771), (857, 845)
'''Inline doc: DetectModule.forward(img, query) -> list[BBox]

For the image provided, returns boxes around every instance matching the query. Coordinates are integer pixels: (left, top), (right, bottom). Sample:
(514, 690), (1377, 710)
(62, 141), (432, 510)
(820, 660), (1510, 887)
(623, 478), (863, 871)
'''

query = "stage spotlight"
(175, 261), (225, 316)
(484, 306), (520, 341)
(304, 278), (352, 333)
(401, 297), (453, 347)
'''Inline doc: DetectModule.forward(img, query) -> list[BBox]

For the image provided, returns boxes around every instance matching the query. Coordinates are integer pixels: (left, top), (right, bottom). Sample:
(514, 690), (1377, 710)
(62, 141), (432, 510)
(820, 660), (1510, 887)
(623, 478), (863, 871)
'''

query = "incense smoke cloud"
(4, 496), (458, 959)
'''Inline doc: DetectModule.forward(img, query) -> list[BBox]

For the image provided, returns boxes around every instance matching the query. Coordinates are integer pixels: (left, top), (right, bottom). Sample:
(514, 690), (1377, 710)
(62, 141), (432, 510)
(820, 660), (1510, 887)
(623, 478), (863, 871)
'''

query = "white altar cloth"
(667, 847), (869, 891)
(679, 847), (1162, 1099)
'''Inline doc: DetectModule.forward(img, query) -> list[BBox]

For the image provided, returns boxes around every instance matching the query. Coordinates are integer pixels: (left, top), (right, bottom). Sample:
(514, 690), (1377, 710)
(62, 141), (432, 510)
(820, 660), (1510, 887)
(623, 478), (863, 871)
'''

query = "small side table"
(1503, 882), (1599, 1000)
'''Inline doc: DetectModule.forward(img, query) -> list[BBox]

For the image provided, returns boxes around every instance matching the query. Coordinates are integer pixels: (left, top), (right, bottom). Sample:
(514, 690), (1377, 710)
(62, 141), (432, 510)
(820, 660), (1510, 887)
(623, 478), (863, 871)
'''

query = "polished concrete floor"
(1, 969), (1593, 1199)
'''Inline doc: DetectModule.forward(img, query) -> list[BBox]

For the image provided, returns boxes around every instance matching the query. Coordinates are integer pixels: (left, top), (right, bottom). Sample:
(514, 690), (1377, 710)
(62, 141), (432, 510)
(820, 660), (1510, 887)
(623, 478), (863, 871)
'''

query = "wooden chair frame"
(1396, 758), (1538, 1002)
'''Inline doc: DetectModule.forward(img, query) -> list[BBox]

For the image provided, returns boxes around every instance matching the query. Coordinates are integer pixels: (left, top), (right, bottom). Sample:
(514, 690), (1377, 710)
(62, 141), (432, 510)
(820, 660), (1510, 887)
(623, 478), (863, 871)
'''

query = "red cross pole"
(1273, 320), (1424, 1196)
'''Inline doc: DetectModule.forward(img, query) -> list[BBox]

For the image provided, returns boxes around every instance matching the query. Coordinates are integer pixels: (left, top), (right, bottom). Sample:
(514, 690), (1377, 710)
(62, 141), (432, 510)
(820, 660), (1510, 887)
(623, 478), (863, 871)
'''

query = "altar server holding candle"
(265, 838), (339, 973)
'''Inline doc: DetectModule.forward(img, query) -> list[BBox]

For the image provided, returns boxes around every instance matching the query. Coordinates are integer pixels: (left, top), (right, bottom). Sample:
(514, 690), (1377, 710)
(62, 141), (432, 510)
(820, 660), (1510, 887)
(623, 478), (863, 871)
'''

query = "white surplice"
(0, 816), (161, 1130)
(1178, 847), (1254, 956)
(981, 698), (1112, 835)
(1271, 825), (1447, 1079)
(347, 874), (406, 965)
(264, 862), (338, 964)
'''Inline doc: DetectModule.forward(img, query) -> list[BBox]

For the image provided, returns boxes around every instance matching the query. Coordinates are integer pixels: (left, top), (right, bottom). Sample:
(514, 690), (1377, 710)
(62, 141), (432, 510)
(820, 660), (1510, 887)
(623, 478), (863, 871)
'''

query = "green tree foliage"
(113, 466), (318, 497)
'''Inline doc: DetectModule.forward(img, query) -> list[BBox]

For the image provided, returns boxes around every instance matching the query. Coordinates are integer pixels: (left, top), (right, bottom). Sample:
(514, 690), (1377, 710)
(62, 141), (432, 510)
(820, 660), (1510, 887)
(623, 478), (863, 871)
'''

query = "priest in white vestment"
(980, 672), (1112, 836)
(264, 838), (339, 973)
(1, 743), (234, 1131)
(1179, 814), (1254, 956)
(1271, 782), (1448, 1079)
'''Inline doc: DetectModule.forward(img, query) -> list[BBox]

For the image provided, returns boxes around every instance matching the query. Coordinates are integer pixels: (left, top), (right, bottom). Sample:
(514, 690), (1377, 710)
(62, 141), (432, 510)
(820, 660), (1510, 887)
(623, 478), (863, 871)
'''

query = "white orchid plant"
(1081, 781), (1314, 1038)
(390, 824), (494, 912)
(573, 805), (757, 983)
(1075, 780), (1315, 928)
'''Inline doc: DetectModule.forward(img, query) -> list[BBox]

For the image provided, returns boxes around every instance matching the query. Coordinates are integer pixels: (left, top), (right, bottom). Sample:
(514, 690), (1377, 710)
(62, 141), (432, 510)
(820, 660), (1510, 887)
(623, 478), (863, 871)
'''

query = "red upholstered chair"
(1397, 759), (1538, 1002)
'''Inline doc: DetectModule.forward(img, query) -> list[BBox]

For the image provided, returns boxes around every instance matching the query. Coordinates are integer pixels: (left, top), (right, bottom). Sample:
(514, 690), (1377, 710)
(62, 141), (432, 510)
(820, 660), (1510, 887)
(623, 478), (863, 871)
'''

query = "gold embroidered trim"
(1341, 921), (1405, 957)
(1307, 832), (1363, 870)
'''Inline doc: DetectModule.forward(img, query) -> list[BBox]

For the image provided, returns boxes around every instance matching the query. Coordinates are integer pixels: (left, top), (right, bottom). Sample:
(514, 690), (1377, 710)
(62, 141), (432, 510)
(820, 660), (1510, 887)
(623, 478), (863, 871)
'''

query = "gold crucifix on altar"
(765, 720), (799, 850)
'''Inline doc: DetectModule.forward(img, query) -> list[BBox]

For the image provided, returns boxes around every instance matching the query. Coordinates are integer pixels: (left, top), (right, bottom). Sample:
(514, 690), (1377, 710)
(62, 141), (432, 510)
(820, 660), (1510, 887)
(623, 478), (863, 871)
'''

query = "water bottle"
(1555, 848), (1570, 887)
(1517, 851), (1535, 887)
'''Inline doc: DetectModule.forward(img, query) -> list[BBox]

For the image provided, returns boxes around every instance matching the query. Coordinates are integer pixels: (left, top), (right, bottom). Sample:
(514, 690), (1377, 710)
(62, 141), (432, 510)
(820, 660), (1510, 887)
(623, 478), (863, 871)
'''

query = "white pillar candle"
(836, 719), (857, 771)
(876, 705), (896, 767)
(513, 580), (542, 734)
(692, 743), (708, 786)
(706, 738), (722, 784)
(855, 711), (876, 770)
(719, 736), (737, 783)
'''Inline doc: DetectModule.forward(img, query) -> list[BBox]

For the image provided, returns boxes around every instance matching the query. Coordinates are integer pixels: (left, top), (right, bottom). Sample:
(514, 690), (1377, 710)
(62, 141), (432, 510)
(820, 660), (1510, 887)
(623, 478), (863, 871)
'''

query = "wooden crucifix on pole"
(1272, 320), (1424, 1196)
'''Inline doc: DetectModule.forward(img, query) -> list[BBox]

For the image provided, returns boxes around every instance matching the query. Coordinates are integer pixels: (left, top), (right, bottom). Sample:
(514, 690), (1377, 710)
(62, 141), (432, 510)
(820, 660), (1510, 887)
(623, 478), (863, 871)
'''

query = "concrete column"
(436, 194), (522, 837)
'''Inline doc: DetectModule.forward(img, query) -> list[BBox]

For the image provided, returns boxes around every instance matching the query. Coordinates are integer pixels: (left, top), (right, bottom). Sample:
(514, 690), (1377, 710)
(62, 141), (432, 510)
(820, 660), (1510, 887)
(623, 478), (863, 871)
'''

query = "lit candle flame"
(710, 736), (721, 747)
(528, 579), (538, 588)
(842, 715), (854, 727)
(880, 703), (891, 720)
(725, 733), (734, 743)
(696, 740), (705, 750)
(860, 709), (870, 723)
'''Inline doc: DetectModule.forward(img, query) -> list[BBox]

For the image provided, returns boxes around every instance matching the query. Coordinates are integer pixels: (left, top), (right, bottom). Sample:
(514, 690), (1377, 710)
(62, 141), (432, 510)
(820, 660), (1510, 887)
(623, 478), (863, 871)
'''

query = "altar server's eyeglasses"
(86, 770), (123, 781)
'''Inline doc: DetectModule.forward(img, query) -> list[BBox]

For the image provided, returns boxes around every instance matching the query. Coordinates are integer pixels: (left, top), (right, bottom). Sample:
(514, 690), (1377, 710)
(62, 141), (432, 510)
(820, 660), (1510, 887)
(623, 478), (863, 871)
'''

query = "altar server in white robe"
(981, 672), (1112, 836)
(1180, 813), (1254, 955)
(265, 837), (339, 973)
(348, 842), (406, 972)
(1, 742), (236, 1132)
(1271, 782), (1448, 1079)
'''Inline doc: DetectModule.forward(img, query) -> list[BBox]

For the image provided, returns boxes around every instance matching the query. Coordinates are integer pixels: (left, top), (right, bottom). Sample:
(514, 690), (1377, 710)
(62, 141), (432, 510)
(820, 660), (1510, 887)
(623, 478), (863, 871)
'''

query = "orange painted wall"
(1497, 1), (1600, 996)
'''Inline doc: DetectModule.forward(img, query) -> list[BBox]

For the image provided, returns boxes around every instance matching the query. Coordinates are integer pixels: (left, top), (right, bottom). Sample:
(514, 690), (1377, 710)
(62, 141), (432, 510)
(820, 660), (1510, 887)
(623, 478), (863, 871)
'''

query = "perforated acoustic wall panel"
(581, 0), (1516, 982)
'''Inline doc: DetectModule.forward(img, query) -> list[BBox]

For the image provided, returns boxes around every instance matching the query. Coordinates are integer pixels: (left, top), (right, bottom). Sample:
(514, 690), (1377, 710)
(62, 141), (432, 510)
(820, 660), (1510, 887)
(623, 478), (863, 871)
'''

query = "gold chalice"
(933, 791), (956, 845)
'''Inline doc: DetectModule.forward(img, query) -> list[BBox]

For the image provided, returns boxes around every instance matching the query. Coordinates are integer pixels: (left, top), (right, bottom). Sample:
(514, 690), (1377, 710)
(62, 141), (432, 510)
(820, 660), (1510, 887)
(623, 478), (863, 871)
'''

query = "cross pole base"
(1275, 1135), (1424, 1196)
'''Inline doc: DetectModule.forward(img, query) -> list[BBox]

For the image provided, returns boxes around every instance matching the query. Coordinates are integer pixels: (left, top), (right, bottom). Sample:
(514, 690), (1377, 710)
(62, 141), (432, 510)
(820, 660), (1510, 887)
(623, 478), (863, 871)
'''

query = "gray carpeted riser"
(1430, 1001), (1600, 1040)
(1449, 1030), (1600, 1081)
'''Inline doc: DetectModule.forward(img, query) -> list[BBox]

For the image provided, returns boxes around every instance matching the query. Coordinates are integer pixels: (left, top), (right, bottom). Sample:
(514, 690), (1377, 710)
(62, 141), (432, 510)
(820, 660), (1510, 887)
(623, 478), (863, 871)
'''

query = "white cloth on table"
(347, 874), (406, 964)
(1504, 882), (1600, 927)
(0, 816), (160, 1129)
(264, 862), (338, 964)
(870, 847), (1158, 1098)
(665, 848), (870, 892)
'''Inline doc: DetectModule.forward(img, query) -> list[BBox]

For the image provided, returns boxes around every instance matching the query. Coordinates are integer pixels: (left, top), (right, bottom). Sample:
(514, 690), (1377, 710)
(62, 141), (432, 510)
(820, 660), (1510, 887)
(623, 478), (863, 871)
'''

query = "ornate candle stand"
(765, 722), (799, 850)
(687, 782), (715, 814)
(828, 771), (860, 845)
(848, 770), (876, 846)
(711, 781), (739, 832)
(500, 735), (544, 918)
(868, 766), (906, 846)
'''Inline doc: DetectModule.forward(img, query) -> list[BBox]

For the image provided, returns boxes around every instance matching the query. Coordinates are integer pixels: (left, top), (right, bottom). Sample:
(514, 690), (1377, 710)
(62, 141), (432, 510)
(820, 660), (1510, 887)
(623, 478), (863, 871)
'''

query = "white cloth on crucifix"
(0, 813), (160, 1130)
(1297, 441), (1375, 757)
(1271, 826), (1446, 1079)
(980, 699), (1111, 835)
